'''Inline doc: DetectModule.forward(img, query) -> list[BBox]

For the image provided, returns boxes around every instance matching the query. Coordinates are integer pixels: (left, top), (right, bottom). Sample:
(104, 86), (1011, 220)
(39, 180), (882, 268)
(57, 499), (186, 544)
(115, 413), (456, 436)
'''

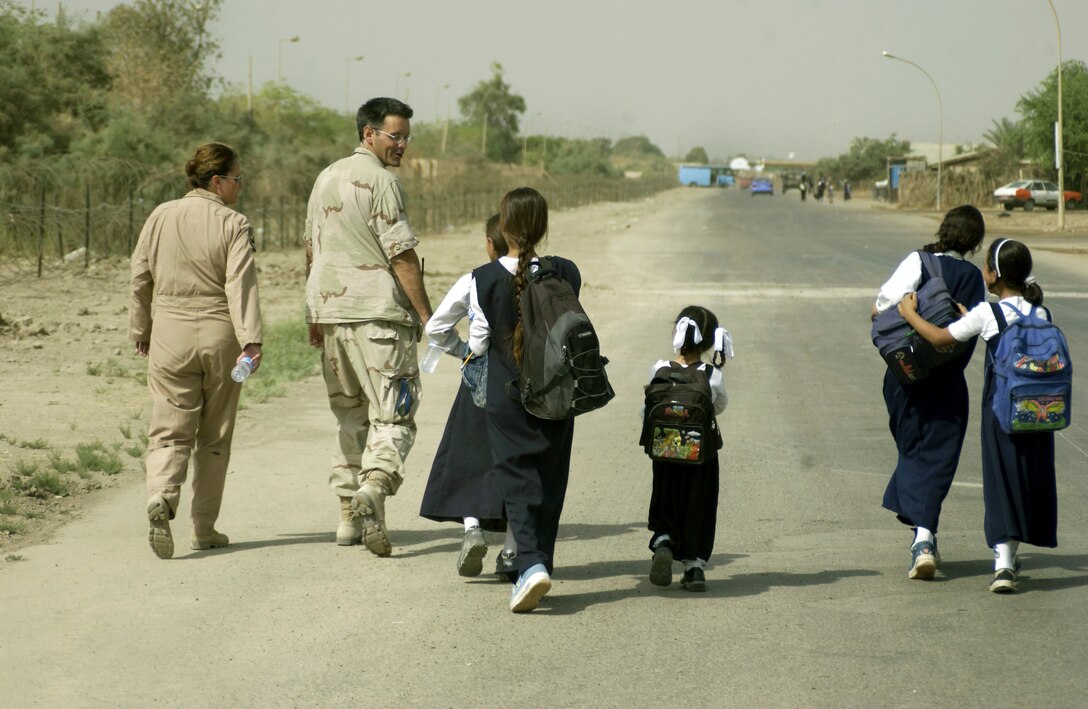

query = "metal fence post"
(37, 184), (46, 278)
(84, 184), (91, 269)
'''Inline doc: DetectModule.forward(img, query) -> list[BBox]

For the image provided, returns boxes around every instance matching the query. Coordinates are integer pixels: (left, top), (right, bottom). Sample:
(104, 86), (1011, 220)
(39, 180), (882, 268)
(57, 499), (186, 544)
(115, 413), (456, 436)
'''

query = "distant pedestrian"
(643, 306), (731, 592)
(843, 180), (852, 201)
(899, 239), (1059, 593)
(467, 187), (578, 613)
(304, 97), (433, 556)
(827, 181), (835, 204)
(872, 205), (986, 581)
(799, 180), (808, 202)
(816, 178), (825, 202)
(130, 142), (263, 560)
(419, 214), (518, 579)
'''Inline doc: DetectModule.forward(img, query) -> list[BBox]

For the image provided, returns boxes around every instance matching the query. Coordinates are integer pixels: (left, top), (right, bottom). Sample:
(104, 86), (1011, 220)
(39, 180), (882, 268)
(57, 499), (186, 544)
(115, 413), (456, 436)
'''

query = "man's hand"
(308, 323), (324, 349)
(134, 341), (149, 357)
(240, 343), (263, 372)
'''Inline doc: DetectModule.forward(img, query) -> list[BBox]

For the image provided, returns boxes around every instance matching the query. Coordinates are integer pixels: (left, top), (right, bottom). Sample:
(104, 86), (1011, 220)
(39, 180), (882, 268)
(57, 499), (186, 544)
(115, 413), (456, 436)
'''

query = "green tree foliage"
(683, 146), (709, 164)
(457, 62), (526, 163)
(611, 135), (671, 175)
(0, 2), (111, 159)
(100, 0), (222, 119)
(979, 117), (1028, 182)
(815, 134), (911, 183)
(549, 138), (619, 178)
(1016, 60), (1088, 187)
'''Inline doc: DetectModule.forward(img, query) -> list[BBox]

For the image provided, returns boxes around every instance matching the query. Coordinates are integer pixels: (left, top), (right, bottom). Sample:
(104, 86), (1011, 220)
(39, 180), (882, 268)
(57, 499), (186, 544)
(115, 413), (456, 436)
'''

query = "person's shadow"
(528, 554), (880, 614)
(938, 551), (1088, 593)
(392, 521), (648, 559)
(178, 532), (330, 558)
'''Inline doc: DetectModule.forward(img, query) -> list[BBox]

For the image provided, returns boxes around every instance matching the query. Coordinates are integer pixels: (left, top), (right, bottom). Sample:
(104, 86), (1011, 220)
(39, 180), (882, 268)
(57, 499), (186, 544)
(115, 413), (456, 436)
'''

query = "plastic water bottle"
(420, 341), (444, 374)
(231, 356), (254, 383)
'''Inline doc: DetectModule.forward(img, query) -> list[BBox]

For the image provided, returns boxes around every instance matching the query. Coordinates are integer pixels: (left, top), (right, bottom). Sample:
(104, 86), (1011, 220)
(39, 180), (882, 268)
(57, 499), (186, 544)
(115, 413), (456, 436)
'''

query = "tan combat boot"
(337, 496), (362, 546)
(147, 497), (174, 560)
(352, 484), (391, 557)
(191, 529), (230, 550)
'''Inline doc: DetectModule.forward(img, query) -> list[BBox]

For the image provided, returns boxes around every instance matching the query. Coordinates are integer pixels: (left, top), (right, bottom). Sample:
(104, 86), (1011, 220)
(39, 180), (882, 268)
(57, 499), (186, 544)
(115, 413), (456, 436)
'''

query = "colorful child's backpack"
(989, 302), (1072, 434)
(640, 363), (722, 465)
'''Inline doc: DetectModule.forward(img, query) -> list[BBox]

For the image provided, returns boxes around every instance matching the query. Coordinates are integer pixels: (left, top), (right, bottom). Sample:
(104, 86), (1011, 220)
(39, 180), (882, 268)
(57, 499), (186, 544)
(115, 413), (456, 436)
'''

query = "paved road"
(3, 190), (1087, 707)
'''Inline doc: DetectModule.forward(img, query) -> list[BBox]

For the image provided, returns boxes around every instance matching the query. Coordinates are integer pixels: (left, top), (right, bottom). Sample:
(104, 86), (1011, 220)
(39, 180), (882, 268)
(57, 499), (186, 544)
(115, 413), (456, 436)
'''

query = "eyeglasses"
(218, 174), (243, 184)
(372, 128), (413, 146)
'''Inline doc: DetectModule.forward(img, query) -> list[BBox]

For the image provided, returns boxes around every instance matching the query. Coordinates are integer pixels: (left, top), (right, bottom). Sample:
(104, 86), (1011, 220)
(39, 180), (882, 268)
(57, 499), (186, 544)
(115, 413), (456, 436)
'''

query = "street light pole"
(1047, 0), (1065, 230)
(883, 51), (943, 211)
(278, 35), (299, 83)
(344, 55), (363, 114)
(395, 72), (412, 101)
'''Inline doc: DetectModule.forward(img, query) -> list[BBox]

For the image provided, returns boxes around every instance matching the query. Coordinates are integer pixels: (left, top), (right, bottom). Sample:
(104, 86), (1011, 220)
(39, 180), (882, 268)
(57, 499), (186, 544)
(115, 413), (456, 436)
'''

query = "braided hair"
(501, 187), (549, 368)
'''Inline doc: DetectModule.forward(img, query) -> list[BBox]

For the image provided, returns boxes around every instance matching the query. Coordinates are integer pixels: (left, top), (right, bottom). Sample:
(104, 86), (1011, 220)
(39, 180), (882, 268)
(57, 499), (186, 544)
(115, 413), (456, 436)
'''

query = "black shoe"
(649, 546), (674, 587)
(494, 549), (517, 579)
(680, 567), (706, 592)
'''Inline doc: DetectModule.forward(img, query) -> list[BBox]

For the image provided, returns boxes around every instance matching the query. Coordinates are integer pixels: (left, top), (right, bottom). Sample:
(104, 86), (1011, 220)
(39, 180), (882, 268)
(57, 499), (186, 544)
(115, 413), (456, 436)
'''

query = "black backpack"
(640, 362), (722, 465)
(507, 257), (615, 420)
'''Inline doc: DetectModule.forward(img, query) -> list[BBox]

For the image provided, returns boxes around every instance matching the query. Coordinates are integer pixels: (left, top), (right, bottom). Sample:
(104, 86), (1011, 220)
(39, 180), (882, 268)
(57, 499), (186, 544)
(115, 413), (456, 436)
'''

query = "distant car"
(993, 180), (1083, 211)
(751, 178), (773, 196)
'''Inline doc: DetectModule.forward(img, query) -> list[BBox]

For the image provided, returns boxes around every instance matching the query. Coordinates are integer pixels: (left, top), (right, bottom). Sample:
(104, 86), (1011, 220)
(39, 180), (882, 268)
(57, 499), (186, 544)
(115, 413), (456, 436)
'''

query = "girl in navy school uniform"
(646, 306), (731, 592)
(419, 215), (518, 579)
(899, 238), (1058, 593)
(871, 205), (986, 580)
(467, 187), (579, 613)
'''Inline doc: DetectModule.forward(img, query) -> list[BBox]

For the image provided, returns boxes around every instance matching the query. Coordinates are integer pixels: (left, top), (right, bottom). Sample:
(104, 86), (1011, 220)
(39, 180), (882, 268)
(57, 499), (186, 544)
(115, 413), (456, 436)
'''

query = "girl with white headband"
(899, 238), (1057, 593)
(872, 205), (987, 582)
(644, 305), (732, 592)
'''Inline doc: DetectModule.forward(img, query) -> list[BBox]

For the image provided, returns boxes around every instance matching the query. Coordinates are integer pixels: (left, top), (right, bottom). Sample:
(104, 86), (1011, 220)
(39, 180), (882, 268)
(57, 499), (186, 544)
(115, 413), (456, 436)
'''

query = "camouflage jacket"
(304, 145), (419, 326)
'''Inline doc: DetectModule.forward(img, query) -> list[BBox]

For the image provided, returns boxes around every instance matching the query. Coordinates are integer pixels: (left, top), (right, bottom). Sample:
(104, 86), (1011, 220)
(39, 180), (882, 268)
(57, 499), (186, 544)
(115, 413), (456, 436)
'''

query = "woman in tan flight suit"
(130, 142), (263, 560)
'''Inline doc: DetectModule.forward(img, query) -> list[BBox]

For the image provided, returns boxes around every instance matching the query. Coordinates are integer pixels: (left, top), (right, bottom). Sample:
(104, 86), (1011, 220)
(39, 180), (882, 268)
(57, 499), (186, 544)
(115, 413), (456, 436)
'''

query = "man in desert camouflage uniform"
(305, 97), (432, 556)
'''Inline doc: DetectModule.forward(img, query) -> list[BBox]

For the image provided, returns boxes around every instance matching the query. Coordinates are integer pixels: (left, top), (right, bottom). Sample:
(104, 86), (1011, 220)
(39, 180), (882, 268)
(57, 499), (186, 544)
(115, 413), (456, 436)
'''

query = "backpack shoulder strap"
(918, 250), (943, 280)
(990, 302), (1008, 334)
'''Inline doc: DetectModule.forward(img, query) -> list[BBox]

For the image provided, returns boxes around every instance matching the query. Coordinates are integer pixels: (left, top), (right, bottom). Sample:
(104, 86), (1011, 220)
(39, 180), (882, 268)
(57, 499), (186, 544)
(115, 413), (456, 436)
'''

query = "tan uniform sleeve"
(225, 216), (263, 347)
(372, 180), (418, 259)
(129, 211), (157, 342)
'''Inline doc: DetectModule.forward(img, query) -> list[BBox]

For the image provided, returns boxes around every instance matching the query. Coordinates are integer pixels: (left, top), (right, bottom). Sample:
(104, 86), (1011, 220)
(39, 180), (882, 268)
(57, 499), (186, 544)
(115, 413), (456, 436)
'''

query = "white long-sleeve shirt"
(873, 251), (975, 314)
(424, 272), (472, 357)
(467, 255), (528, 356)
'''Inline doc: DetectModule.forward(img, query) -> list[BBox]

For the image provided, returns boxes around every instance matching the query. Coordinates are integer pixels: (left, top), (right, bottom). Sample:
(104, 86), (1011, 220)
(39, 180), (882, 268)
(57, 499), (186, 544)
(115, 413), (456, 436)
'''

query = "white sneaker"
(510, 563), (551, 613)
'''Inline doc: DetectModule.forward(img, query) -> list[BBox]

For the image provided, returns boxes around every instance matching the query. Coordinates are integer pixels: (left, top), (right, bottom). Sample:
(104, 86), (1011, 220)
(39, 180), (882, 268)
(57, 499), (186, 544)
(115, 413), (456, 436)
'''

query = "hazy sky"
(24, 0), (1088, 162)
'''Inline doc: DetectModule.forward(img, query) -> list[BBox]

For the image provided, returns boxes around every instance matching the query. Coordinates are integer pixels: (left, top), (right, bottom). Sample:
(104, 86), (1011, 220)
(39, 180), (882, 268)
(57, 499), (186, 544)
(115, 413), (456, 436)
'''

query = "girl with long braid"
(467, 187), (581, 613)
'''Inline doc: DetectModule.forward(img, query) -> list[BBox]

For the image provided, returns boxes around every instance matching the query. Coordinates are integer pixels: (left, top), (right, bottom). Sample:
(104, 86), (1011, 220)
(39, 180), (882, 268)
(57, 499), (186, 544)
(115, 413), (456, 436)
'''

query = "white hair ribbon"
(994, 239), (1009, 278)
(673, 317), (702, 351)
(1024, 275), (1036, 286)
(714, 327), (734, 360)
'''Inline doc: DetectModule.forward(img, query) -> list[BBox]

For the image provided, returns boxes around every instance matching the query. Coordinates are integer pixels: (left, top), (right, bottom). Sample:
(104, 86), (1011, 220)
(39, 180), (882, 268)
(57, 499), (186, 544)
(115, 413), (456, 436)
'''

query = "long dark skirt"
(419, 384), (506, 532)
(881, 367), (970, 533)
(648, 456), (719, 563)
(980, 363), (1057, 548)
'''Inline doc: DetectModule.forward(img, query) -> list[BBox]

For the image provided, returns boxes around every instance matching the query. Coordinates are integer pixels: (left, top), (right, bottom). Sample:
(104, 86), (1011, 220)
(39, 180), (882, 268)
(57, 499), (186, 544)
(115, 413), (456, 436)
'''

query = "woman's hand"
(897, 292), (919, 317)
(240, 343), (263, 373)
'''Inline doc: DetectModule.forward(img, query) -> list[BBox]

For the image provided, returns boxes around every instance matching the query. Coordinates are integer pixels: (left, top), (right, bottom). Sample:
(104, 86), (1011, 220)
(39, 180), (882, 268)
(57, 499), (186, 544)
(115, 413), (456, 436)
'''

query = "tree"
(1016, 60), (1088, 187)
(0, 2), (111, 159)
(457, 62), (526, 163)
(815, 134), (911, 183)
(683, 146), (709, 164)
(100, 0), (222, 119)
(549, 138), (619, 177)
(979, 117), (1027, 182)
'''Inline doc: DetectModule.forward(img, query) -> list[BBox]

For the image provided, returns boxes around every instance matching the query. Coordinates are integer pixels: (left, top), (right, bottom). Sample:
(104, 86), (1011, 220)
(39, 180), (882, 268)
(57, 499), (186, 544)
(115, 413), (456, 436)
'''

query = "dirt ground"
(1, 193), (1085, 556)
(0, 190), (681, 555)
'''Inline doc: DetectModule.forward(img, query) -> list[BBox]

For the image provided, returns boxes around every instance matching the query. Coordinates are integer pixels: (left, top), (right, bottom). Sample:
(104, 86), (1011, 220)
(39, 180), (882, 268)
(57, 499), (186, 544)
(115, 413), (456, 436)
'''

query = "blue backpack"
(989, 302), (1072, 434)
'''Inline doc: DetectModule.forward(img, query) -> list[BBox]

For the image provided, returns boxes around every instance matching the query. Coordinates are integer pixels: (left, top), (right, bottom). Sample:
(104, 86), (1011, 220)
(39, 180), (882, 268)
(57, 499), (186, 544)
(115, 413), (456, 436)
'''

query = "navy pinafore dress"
(881, 254), (986, 533)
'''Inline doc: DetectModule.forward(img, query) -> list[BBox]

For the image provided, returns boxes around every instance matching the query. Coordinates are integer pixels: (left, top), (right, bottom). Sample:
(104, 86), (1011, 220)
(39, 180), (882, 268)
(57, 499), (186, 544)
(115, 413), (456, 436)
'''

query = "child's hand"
(897, 292), (919, 316)
(955, 302), (968, 317)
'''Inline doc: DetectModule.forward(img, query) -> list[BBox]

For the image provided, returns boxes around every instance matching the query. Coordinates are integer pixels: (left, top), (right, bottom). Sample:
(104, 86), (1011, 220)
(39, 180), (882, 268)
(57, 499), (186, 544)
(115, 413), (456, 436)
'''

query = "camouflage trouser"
(320, 321), (420, 498)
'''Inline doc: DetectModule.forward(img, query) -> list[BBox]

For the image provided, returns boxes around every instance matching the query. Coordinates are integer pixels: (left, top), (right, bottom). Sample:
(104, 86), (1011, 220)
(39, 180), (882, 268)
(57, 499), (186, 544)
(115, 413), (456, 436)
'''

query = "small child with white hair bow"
(643, 305), (732, 592)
